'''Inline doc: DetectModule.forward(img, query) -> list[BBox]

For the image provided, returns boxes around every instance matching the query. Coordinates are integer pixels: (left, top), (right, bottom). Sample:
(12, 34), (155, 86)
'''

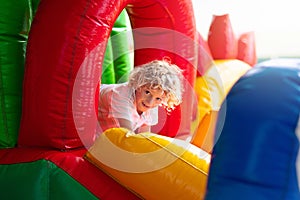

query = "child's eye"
(145, 90), (150, 94)
(156, 97), (161, 101)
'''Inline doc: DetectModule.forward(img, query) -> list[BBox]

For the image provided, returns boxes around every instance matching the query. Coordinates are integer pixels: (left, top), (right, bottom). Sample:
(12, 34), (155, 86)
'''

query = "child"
(98, 59), (184, 133)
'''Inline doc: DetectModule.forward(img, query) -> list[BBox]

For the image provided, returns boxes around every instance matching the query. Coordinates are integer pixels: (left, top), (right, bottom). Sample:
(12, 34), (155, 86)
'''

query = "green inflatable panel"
(30, 0), (41, 14)
(111, 10), (133, 83)
(101, 38), (116, 84)
(0, 160), (97, 200)
(0, 0), (33, 148)
(101, 10), (133, 84)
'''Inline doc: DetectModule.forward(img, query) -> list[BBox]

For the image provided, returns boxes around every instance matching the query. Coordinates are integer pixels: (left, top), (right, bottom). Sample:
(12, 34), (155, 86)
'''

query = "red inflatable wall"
(18, 0), (197, 149)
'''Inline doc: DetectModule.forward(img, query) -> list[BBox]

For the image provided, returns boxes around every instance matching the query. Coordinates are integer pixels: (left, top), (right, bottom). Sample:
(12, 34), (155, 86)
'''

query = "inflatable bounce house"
(1, 0), (299, 199)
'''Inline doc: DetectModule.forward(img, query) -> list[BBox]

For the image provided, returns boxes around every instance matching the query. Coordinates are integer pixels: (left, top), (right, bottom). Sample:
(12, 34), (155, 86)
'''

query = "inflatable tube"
(85, 128), (210, 200)
(18, 0), (197, 149)
(0, 0), (34, 147)
(205, 59), (300, 200)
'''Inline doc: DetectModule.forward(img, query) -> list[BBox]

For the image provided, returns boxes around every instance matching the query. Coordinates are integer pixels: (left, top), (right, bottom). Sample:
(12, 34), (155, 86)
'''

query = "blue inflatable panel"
(205, 59), (300, 200)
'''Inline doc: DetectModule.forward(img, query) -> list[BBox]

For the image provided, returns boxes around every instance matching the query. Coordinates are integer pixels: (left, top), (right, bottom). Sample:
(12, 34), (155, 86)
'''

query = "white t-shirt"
(98, 83), (158, 132)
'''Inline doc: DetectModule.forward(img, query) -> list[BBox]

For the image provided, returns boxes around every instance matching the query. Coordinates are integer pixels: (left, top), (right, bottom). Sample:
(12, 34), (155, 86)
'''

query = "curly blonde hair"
(128, 60), (184, 112)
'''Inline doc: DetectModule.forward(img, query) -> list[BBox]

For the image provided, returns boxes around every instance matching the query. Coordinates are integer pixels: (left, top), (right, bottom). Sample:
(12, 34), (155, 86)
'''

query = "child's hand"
(125, 130), (136, 137)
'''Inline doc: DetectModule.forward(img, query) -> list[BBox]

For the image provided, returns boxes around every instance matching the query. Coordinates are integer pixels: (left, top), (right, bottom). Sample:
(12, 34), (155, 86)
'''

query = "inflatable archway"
(18, 0), (197, 150)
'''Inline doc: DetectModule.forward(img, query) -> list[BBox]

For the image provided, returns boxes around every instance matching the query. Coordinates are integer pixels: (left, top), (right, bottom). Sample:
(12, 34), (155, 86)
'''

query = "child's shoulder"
(100, 82), (128, 90)
(100, 82), (133, 97)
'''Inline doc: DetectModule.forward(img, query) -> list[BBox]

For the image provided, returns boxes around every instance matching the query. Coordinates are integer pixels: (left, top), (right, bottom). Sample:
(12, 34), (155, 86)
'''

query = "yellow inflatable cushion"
(85, 128), (210, 200)
(191, 59), (251, 152)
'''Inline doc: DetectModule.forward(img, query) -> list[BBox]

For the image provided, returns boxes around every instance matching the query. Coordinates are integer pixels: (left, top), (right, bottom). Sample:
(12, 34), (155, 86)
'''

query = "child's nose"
(146, 96), (154, 105)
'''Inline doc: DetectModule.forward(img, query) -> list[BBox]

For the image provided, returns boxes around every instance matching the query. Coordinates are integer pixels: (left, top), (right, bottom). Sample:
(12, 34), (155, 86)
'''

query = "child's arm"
(117, 118), (134, 131)
(118, 118), (150, 134)
(138, 124), (150, 133)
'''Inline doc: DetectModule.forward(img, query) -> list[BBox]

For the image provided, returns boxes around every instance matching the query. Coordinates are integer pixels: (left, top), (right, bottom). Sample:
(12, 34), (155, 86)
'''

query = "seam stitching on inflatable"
(0, 56), (9, 144)
(140, 134), (208, 176)
(63, 0), (93, 148)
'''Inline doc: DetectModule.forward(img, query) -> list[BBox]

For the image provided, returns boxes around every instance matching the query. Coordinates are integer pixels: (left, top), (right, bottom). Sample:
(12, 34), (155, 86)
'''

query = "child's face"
(135, 85), (166, 114)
